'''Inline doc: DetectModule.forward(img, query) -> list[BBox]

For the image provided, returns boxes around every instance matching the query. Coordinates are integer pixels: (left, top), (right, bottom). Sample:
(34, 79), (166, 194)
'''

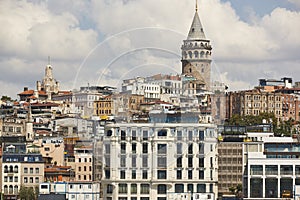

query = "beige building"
(218, 141), (243, 197)
(74, 145), (93, 182)
(33, 137), (64, 166)
(226, 89), (283, 123)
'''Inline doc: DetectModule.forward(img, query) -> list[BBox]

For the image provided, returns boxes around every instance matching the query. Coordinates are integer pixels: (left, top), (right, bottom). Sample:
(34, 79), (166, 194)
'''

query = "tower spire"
(48, 56), (51, 65)
(196, 0), (198, 12)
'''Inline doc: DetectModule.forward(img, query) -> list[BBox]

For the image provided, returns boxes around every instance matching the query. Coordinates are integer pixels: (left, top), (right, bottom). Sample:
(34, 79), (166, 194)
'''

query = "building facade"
(102, 123), (218, 200)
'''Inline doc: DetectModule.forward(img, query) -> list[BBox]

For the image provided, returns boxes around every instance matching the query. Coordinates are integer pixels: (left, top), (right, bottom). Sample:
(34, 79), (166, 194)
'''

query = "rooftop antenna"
(48, 56), (51, 65)
(196, 0), (198, 12)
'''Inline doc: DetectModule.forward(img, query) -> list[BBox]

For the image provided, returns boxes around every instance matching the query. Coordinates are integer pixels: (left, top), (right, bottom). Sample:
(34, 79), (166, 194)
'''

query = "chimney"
(24, 87), (28, 91)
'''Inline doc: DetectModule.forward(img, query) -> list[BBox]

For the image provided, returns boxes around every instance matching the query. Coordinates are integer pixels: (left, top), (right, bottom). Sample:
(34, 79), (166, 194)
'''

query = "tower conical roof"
(187, 11), (206, 40)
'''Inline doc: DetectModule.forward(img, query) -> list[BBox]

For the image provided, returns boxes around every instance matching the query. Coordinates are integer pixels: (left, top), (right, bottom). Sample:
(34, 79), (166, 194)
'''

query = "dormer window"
(192, 28), (195, 32)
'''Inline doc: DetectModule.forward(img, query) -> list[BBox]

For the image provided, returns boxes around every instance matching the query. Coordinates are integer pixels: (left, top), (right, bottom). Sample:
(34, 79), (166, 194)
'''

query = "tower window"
(189, 68), (192, 73)
(188, 51), (192, 58)
(194, 51), (199, 58)
(192, 28), (195, 32)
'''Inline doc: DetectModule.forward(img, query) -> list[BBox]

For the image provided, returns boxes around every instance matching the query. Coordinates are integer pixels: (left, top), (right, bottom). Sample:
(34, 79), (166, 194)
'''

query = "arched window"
(206, 51), (210, 57)
(14, 165), (18, 173)
(14, 186), (18, 194)
(4, 165), (8, 173)
(4, 185), (8, 194)
(9, 166), (13, 173)
(194, 51), (199, 58)
(188, 51), (192, 58)
(189, 68), (192, 73)
(9, 185), (13, 194)
(200, 51), (205, 58)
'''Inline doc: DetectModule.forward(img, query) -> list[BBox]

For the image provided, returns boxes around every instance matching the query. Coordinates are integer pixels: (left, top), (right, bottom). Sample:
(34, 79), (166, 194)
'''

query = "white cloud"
(0, 0), (98, 60)
(288, 0), (300, 8)
(1, 0), (300, 97)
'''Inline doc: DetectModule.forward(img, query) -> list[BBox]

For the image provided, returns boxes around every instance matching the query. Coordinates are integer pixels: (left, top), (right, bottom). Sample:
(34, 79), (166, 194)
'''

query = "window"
(177, 143), (182, 154)
(141, 184), (149, 194)
(188, 184), (194, 193)
(199, 157), (204, 168)
(14, 176), (18, 182)
(131, 184), (137, 194)
(177, 170), (182, 179)
(30, 177), (33, 183)
(120, 170), (126, 179)
(132, 156), (137, 167)
(107, 184), (113, 193)
(132, 130), (137, 140)
(199, 130), (204, 141)
(119, 184), (127, 194)
(132, 143), (136, 154)
(197, 184), (206, 193)
(158, 184), (167, 194)
(158, 129), (167, 137)
(157, 157), (167, 168)
(121, 130), (126, 140)
(142, 156), (148, 168)
(188, 144), (193, 154)
(79, 167), (81, 171)
(35, 177), (39, 183)
(157, 144), (167, 154)
(24, 167), (28, 173)
(24, 177), (28, 183)
(142, 170), (148, 179)
(30, 168), (33, 174)
(120, 155), (126, 167)
(106, 130), (112, 137)
(199, 170), (204, 179)
(175, 184), (184, 193)
(188, 170), (193, 179)
(188, 131), (193, 140)
(35, 168), (39, 174)
(105, 170), (110, 179)
(199, 143), (204, 154)
(121, 143), (126, 154)
(188, 156), (193, 168)
(142, 143), (148, 154)
(177, 157), (182, 168)
(157, 170), (167, 179)
(210, 184), (213, 193)
(177, 131), (182, 140)
(143, 130), (148, 140)
(44, 147), (50, 151)
(132, 170), (136, 179)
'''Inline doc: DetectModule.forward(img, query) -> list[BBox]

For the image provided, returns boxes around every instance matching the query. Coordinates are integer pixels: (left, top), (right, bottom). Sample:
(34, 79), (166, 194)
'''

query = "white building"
(39, 182), (100, 200)
(102, 123), (218, 200)
(243, 134), (300, 199)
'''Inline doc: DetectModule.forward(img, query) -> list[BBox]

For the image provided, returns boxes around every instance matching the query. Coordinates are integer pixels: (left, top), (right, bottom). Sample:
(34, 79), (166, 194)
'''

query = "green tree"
(19, 186), (36, 200)
(1, 95), (13, 102)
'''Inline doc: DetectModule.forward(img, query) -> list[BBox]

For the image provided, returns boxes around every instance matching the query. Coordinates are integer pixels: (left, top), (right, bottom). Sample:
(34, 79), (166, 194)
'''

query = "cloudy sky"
(1, 0), (300, 99)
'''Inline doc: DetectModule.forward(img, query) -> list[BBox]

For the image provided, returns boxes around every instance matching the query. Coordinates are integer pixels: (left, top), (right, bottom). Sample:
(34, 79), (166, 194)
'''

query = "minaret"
(181, 0), (212, 90)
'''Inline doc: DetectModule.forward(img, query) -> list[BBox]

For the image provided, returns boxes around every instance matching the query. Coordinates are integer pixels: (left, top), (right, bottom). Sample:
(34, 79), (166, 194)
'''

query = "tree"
(1, 95), (13, 102)
(19, 186), (36, 200)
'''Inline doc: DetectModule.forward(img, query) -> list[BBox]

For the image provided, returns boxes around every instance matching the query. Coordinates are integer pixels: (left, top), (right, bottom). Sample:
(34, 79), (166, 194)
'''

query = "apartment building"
(244, 136), (300, 199)
(1, 143), (44, 199)
(102, 123), (218, 200)
(74, 144), (93, 182)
